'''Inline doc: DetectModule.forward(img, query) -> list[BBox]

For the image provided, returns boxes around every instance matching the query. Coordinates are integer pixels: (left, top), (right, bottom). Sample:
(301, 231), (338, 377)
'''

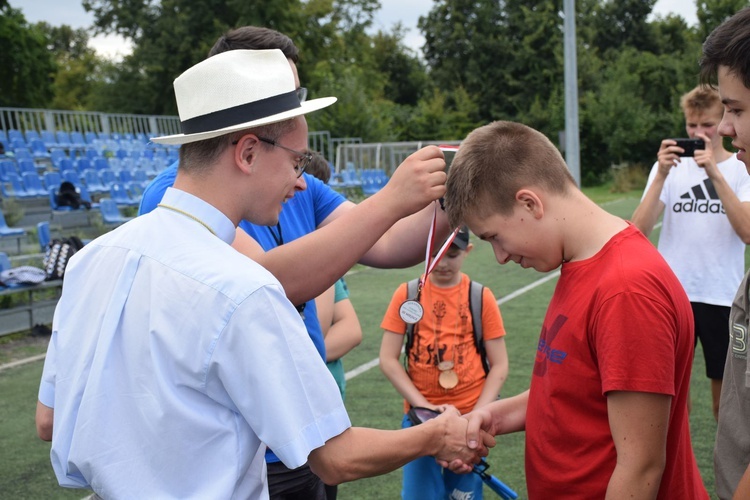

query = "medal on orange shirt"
(399, 299), (424, 324)
(438, 367), (459, 389)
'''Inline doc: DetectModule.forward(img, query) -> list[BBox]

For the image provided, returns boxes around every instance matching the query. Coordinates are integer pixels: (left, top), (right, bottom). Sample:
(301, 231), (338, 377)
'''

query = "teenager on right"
(379, 225), (508, 499)
(631, 85), (750, 421)
(442, 120), (708, 499)
(699, 6), (750, 499)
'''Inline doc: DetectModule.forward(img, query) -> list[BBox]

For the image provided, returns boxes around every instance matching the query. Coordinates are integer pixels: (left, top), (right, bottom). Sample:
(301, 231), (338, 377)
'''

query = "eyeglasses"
(296, 87), (308, 103)
(257, 136), (312, 178)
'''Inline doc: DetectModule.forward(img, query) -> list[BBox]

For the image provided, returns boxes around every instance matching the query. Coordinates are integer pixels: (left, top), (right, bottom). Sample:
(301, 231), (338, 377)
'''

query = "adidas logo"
(672, 178), (725, 214)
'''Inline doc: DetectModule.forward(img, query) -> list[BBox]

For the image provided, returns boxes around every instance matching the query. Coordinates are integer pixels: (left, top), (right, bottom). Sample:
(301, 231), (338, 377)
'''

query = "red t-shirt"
(381, 273), (506, 414)
(525, 224), (708, 498)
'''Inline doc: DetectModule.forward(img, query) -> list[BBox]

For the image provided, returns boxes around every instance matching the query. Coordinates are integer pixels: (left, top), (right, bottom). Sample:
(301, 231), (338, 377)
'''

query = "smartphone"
(672, 138), (705, 157)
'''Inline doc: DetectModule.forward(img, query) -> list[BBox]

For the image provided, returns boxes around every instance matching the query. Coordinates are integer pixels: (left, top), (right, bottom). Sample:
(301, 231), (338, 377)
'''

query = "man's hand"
(430, 406), (495, 472)
(436, 405), (498, 473)
(377, 146), (447, 219)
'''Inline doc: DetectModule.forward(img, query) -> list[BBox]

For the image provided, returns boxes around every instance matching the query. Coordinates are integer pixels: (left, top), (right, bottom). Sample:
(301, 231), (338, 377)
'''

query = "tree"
(80, 0), (385, 116)
(372, 27), (429, 107)
(0, 5), (55, 108)
(36, 23), (102, 110)
(696, 0), (750, 41)
(589, 0), (658, 57)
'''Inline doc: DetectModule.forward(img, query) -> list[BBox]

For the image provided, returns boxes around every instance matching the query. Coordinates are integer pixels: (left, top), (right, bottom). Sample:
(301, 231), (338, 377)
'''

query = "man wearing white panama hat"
(34, 49), (491, 499)
(136, 26), (456, 500)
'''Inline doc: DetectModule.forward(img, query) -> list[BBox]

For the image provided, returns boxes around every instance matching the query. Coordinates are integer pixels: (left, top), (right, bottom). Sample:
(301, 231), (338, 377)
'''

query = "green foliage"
(0, 6), (55, 108)
(6, 0), (750, 188)
(1, 198), (24, 227)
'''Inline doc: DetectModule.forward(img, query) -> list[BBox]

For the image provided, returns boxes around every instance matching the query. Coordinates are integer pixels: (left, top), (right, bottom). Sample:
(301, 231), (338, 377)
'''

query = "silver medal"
(399, 300), (424, 324)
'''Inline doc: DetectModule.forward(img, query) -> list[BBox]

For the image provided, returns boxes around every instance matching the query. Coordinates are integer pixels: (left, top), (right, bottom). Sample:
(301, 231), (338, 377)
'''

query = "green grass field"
(0, 189), (723, 499)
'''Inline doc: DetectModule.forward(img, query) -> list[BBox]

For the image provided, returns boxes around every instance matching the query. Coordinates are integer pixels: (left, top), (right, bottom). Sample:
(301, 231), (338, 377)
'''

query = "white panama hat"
(151, 49), (336, 145)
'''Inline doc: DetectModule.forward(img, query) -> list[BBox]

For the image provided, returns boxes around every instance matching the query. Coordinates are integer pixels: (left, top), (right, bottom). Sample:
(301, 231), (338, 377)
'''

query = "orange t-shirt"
(381, 273), (506, 414)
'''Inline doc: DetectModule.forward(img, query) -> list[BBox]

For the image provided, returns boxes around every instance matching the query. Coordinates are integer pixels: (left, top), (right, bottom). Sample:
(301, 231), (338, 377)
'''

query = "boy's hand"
(429, 407), (495, 473)
(656, 139), (683, 177)
(437, 405), (499, 473)
(693, 133), (720, 178)
(377, 146), (447, 219)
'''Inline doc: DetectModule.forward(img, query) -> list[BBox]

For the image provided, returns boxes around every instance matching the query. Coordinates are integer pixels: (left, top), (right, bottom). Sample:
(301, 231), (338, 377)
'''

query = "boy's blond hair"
(445, 121), (575, 228)
(679, 86), (722, 116)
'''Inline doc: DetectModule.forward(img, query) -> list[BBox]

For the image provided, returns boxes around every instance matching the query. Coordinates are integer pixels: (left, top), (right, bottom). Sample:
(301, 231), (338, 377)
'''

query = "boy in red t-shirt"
(380, 226), (509, 499)
(441, 121), (708, 499)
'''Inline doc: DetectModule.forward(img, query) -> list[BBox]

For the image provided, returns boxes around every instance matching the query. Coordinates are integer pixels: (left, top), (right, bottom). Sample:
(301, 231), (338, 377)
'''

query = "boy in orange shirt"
(380, 226), (509, 499)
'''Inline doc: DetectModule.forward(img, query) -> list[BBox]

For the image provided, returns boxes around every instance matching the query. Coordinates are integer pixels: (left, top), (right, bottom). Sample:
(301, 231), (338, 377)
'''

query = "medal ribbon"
(413, 202), (461, 299)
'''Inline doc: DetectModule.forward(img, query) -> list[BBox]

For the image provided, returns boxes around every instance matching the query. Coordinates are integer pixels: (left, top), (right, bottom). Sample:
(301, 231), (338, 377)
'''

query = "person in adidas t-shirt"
(631, 85), (750, 421)
(700, 7), (750, 499)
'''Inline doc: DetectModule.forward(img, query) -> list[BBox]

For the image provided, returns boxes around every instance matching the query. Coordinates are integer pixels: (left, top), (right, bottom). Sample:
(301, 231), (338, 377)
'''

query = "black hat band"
(180, 90), (300, 135)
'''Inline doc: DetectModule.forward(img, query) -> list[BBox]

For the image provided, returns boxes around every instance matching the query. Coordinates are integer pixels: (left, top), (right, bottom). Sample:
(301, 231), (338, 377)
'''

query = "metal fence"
(0, 107), (462, 176)
(335, 140), (461, 176)
(0, 107), (335, 158)
(0, 107), (181, 139)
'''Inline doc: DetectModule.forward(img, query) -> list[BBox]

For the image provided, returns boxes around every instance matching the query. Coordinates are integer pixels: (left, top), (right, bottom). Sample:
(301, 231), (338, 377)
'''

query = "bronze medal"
(438, 369), (459, 389)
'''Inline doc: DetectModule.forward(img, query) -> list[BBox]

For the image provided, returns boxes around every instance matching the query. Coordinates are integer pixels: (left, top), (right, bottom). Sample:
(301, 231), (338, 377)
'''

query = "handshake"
(414, 405), (496, 471)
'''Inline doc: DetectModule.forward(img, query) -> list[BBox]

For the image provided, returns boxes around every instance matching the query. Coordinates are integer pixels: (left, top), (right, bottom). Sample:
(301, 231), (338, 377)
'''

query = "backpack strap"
(403, 278), (420, 369)
(469, 280), (489, 375)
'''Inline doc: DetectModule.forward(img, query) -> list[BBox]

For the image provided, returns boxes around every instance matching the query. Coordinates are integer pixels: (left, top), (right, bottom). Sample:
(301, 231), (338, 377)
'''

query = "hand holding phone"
(671, 138), (705, 157)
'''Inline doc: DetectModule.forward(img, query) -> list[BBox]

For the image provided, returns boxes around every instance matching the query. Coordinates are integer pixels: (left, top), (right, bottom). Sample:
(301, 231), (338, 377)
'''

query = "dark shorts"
(691, 302), (731, 380)
(267, 461), (327, 500)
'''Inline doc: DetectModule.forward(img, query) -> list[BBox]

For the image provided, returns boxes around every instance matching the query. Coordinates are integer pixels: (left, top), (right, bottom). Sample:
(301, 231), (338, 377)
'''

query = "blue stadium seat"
(0, 159), (18, 182)
(110, 182), (139, 207)
(42, 171), (63, 191)
(50, 149), (68, 168)
(7, 129), (25, 147)
(0, 210), (25, 255)
(21, 172), (48, 197)
(75, 157), (92, 172)
(48, 186), (72, 212)
(118, 169), (134, 184)
(85, 131), (98, 144)
(37, 221), (51, 251)
(41, 130), (59, 150)
(132, 169), (149, 189)
(93, 157), (109, 171)
(56, 131), (72, 150)
(2, 173), (34, 199)
(99, 198), (132, 226)
(70, 131), (86, 149)
(17, 159), (36, 175)
(0, 209), (25, 237)
(58, 158), (75, 173)
(81, 169), (108, 195)
(61, 170), (81, 186)
(99, 168), (117, 188)
(13, 148), (33, 162)
(24, 130), (41, 143)
(29, 139), (50, 160)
